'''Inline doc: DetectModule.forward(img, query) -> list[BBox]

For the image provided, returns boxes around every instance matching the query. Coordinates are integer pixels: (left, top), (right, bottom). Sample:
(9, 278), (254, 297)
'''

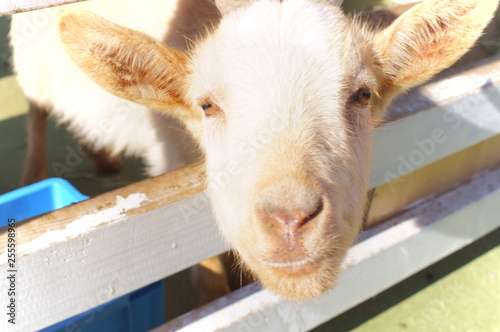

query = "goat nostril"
(261, 197), (324, 233)
(301, 197), (323, 227)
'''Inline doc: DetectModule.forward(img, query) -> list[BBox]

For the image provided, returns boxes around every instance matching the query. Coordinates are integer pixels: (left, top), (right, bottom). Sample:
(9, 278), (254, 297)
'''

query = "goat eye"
(361, 89), (372, 100)
(355, 87), (372, 105)
(201, 101), (221, 117)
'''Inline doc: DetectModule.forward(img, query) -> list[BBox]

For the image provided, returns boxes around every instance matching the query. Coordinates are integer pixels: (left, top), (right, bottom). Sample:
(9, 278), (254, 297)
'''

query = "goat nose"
(259, 197), (324, 234)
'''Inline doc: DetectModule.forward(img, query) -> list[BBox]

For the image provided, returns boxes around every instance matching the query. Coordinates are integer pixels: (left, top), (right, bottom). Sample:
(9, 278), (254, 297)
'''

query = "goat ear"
(59, 10), (199, 123)
(375, 0), (498, 91)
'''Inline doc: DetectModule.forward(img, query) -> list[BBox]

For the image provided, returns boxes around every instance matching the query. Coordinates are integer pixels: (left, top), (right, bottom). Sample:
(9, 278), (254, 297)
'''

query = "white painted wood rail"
(0, 0), (89, 15)
(371, 56), (500, 188)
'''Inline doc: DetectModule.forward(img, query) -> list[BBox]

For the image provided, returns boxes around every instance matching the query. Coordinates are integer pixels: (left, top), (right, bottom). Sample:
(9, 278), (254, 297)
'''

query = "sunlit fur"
(26, 0), (499, 300)
(10, 0), (213, 176)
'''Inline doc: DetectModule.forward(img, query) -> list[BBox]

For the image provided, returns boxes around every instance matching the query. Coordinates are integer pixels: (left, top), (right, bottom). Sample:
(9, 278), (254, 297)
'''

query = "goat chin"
(247, 253), (346, 300)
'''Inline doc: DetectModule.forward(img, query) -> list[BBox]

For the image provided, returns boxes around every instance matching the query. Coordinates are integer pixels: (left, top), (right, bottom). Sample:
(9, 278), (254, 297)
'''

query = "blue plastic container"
(0, 178), (88, 224)
(41, 281), (165, 332)
(0, 178), (165, 331)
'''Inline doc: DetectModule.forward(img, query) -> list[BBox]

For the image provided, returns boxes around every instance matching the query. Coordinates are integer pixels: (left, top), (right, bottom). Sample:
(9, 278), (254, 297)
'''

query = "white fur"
(11, 0), (194, 175)
(187, 0), (371, 299)
(193, 0), (358, 253)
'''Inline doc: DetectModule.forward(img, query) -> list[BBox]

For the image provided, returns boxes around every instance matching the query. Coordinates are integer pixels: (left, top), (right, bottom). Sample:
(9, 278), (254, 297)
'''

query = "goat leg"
(21, 100), (49, 186)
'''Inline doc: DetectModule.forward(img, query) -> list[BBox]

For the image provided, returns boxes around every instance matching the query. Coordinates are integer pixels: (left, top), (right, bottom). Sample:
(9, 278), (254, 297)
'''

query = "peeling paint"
(0, 193), (149, 261)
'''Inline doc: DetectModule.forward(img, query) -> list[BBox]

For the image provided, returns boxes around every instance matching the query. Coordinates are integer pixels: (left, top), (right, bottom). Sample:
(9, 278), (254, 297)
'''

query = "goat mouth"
(258, 255), (321, 274)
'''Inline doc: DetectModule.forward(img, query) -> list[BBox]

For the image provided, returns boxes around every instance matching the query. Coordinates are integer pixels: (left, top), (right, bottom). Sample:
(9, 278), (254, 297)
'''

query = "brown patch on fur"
(21, 100), (50, 186)
(165, 0), (221, 50)
(362, 188), (375, 229)
(82, 145), (123, 174)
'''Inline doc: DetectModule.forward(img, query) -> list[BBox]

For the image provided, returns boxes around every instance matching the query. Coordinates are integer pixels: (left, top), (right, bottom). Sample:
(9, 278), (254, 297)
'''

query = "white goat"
(12, 0), (498, 301)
